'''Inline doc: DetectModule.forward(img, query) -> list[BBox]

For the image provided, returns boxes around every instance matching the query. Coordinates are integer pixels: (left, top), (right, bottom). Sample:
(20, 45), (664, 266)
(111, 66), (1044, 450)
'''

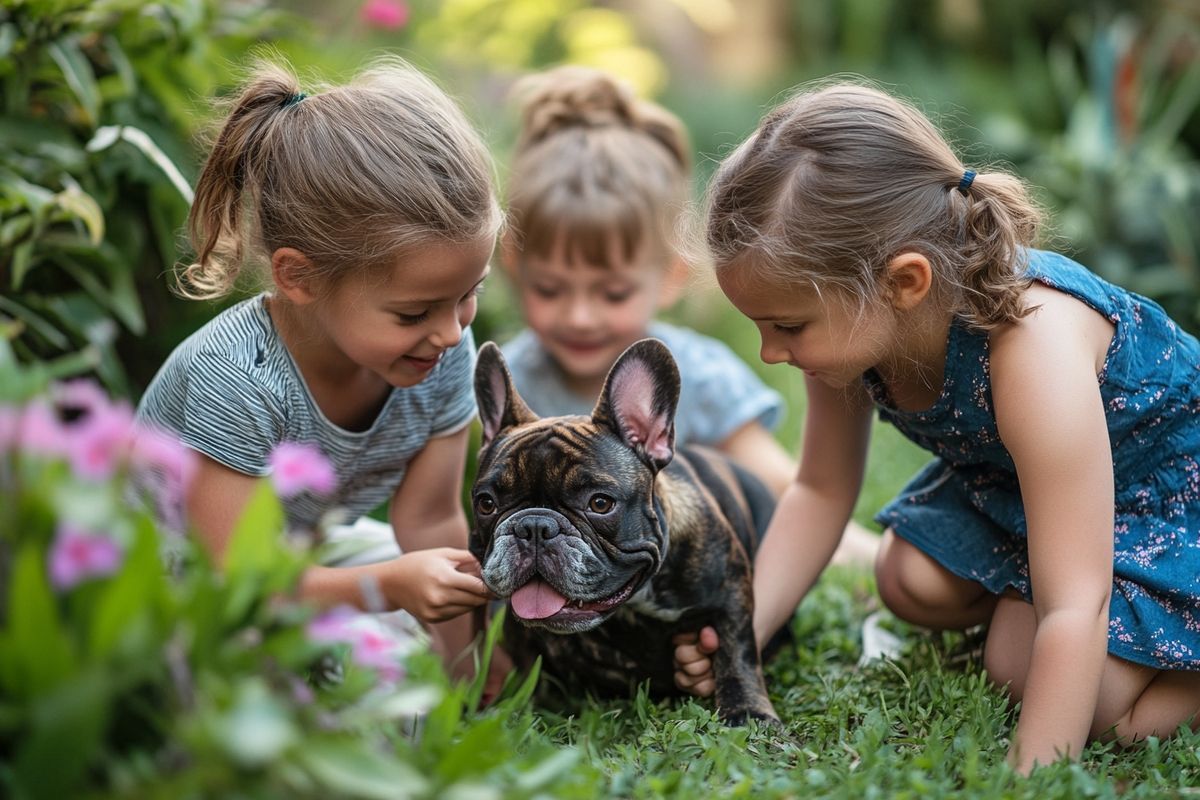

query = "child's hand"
(384, 548), (490, 623)
(672, 625), (720, 697)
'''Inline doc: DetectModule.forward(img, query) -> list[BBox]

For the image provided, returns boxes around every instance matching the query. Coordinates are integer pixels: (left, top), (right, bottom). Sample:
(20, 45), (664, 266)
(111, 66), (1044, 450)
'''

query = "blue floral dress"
(872, 250), (1200, 671)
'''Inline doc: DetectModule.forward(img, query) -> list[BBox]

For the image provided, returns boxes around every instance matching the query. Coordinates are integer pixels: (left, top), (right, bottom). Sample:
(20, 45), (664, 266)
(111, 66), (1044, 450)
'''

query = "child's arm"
(675, 377), (872, 693)
(750, 376), (874, 646)
(719, 420), (795, 497)
(384, 427), (485, 676)
(990, 288), (1115, 773)
(185, 447), (488, 620)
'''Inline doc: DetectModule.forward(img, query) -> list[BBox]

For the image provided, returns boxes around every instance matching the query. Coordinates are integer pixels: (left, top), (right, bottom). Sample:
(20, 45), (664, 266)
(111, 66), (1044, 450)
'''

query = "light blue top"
(500, 321), (785, 446)
(873, 250), (1200, 671)
(137, 294), (477, 531)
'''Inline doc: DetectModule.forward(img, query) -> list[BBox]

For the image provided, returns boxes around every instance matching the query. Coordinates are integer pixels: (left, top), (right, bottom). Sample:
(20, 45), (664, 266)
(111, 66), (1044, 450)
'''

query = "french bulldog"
(469, 338), (780, 725)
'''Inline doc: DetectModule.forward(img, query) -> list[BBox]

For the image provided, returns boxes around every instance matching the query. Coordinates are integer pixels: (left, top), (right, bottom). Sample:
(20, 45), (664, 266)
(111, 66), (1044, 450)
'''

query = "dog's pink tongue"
(510, 579), (568, 620)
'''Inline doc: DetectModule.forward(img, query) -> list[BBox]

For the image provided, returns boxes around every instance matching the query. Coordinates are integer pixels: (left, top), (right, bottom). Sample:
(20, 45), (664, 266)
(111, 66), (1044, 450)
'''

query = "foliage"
(0, 341), (586, 799)
(0, 0), (301, 395)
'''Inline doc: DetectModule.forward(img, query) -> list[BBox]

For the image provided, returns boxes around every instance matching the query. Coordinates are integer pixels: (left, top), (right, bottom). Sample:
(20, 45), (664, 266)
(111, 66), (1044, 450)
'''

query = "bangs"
(514, 181), (659, 269)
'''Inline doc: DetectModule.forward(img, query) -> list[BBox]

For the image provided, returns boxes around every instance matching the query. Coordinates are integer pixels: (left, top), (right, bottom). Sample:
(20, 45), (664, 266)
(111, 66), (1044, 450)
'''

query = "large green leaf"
(88, 518), (165, 658)
(298, 739), (429, 800)
(2, 544), (76, 697)
(46, 38), (100, 127)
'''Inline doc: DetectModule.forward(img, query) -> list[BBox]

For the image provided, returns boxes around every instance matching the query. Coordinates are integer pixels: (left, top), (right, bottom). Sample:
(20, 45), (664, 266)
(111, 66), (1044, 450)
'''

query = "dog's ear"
(475, 342), (538, 448)
(592, 338), (680, 471)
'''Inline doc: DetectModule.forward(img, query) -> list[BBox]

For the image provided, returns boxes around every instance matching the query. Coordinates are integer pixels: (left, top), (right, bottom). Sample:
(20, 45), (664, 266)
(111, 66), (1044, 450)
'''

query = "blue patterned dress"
(872, 250), (1200, 671)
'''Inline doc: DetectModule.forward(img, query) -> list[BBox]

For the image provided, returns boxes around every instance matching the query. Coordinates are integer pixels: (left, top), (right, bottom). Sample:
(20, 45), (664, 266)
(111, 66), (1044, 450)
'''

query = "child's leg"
(985, 595), (1200, 743)
(875, 529), (997, 629)
(1091, 660), (1200, 743)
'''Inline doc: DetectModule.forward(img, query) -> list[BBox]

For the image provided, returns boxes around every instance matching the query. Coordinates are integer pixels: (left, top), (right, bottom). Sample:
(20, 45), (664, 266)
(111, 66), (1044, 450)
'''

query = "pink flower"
(269, 441), (336, 498)
(19, 400), (68, 457)
(48, 523), (123, 590)
(306, 606), (405, 684)
(360, 0), (408, 30)
(307, 605), (360, 644)
(66, 398), (135, 481)
(131, 423), (198, 495)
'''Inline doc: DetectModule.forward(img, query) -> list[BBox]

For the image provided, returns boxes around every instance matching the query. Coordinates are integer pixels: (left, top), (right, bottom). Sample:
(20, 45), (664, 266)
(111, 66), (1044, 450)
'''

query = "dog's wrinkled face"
(469, 339), (681, 633)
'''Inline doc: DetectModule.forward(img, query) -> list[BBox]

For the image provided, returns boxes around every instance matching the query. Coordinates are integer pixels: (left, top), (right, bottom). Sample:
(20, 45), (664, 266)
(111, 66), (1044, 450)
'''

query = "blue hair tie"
(282, 92), (307, 108)
(957, 169), (976, 195)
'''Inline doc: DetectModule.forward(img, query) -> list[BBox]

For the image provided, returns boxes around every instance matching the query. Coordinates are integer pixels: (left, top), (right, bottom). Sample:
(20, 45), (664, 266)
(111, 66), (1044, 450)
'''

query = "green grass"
(488, 567), (1200, 798)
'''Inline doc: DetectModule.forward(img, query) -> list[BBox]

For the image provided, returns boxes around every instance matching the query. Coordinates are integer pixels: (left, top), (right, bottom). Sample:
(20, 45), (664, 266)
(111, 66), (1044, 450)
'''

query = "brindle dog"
(469, 338), (779, 725)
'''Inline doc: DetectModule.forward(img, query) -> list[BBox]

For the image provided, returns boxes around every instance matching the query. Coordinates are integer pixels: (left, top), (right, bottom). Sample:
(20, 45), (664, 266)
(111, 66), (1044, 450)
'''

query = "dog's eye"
(587, 494), (615, 514)
(475, 494), (497, 515)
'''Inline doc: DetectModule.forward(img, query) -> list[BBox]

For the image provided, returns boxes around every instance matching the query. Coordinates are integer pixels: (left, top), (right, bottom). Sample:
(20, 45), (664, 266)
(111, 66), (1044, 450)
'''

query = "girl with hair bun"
(138, 57), (508, 688)
(673, 81), (1200, 772)
(500, 65), (879, 566)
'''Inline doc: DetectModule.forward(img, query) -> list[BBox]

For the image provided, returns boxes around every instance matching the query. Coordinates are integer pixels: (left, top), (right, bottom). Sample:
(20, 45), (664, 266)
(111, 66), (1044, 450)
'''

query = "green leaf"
(10, 669), (110, 800)
(0, 295), (71, 350)
(52, 184), (104, 245)
(224, 480), (285, 582)
(86, 125), (195, 204)
(47, 39), (100, 126)
(49, 245), (145, 334)
(89, 519), (164, 657)
(4, 544), (76, 696)
(11, 240), (36, 288)
(298, 739), (428, 799)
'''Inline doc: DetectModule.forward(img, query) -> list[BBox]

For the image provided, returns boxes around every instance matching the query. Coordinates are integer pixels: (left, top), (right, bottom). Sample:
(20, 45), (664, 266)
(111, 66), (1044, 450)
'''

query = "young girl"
(675, 82), (1200, 772)
(137, 58), (503, 682)
(500, 65), (879, 564)
(499, 65), (797, 494)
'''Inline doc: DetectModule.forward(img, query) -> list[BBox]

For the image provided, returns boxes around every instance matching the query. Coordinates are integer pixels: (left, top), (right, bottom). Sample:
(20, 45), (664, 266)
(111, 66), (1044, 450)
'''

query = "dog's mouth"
(508, 573), (642, 626)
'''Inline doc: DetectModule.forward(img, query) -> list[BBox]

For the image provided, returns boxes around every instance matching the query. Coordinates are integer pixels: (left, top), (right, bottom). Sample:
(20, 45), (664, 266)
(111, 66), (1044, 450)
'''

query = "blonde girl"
(675, 82), (1200, 772)
(137, 58), (504, 682)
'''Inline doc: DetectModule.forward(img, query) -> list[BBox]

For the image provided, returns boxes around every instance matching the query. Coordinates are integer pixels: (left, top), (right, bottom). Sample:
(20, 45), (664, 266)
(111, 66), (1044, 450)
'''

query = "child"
(137, 58), (503, 684)
(674, 82), (1200, 772)
(499, 65), (795, 493)
(499, 65), (880, 567)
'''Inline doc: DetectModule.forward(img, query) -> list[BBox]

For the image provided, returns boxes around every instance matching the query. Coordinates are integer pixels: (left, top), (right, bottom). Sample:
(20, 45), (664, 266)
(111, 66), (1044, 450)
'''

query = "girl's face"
(511, 238), (674, 393)
(718, 264), (898, 389)
(313, 235), (494, 388)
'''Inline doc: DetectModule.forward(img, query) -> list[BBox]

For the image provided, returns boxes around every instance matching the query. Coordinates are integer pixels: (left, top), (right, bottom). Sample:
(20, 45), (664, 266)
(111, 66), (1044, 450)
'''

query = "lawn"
(486, 566), (1200, 799)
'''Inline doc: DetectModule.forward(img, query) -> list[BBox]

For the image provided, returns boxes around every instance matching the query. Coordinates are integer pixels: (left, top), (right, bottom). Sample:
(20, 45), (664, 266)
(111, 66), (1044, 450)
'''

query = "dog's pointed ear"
(592, 338), (680, 471)
(475, 342), (538, 448)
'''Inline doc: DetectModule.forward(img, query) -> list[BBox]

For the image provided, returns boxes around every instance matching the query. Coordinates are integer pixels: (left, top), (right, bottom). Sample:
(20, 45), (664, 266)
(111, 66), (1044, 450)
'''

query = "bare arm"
(186, 435), (488, 621)
(385, 426), (489, 677)
(750, 376), (874, 647)
(991, 289), (1115, 773)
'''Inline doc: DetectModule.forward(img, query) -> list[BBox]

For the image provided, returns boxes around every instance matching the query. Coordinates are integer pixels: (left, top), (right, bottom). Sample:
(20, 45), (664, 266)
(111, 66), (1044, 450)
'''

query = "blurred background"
(3, 0), (1199, 520)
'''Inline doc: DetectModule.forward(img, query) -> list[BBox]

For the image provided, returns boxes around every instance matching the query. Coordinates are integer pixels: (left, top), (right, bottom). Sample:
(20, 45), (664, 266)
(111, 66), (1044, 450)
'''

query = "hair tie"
(956, 169), (976, 195)
(282, 92), (307, 108)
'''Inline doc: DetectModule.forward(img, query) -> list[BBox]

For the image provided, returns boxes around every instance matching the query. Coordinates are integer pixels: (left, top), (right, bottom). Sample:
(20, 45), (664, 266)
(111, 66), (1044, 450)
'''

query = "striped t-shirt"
(136, 294), (477, 531)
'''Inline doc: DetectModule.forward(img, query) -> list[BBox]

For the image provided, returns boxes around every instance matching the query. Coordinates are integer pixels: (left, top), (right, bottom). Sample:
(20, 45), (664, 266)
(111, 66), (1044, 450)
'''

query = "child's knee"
(874, 531), (942, 619)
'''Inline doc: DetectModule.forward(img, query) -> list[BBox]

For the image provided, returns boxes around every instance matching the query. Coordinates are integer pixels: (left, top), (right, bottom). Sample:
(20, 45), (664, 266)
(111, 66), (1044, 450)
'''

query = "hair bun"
(513, 65), (689, 170)
(514, 66), (638, 145)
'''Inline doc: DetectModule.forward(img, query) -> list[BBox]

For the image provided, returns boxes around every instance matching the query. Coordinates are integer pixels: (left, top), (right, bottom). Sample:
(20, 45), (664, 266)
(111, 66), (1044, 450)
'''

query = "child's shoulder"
(169, 294), (276, 372)
(647, 321), (746, 370)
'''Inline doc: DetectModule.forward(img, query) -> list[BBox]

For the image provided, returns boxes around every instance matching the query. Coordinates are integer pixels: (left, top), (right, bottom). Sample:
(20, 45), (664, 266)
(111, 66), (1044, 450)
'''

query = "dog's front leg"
(709, 585), (780, 727)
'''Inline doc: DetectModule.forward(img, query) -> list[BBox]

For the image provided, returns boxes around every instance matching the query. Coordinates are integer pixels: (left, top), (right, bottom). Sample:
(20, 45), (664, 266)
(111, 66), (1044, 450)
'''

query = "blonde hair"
(506, 65), (691, 269)
(704, 82), (1044, 330)
(178, 56), (502, 299)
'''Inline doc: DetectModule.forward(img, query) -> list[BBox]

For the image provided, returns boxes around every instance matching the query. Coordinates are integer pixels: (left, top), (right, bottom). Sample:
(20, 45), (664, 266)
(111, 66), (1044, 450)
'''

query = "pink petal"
(360, 0), (408, 29)
(48, 524), (123, 591)
(269, 441), (336, 498)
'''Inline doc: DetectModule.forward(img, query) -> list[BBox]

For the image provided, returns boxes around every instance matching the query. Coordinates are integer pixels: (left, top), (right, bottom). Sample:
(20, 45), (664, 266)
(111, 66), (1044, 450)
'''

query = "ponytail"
(953, 171), (1042, 330)
(175, 56), (501, 301)
(179, 63), (300, 300)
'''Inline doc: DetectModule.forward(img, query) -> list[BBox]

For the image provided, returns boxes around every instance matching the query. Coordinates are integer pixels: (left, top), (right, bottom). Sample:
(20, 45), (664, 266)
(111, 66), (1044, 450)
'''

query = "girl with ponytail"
(674, 81), (1200, 772)
(138, 57), (508, 690)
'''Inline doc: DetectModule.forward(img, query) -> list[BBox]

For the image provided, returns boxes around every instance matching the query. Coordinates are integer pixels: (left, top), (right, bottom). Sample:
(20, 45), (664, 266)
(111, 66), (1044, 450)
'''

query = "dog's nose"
(514, 514), (559, 541)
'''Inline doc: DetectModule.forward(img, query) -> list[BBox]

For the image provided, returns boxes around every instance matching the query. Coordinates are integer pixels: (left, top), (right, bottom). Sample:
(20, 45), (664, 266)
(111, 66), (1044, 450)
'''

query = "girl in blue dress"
(673, 82), (1200, 773)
